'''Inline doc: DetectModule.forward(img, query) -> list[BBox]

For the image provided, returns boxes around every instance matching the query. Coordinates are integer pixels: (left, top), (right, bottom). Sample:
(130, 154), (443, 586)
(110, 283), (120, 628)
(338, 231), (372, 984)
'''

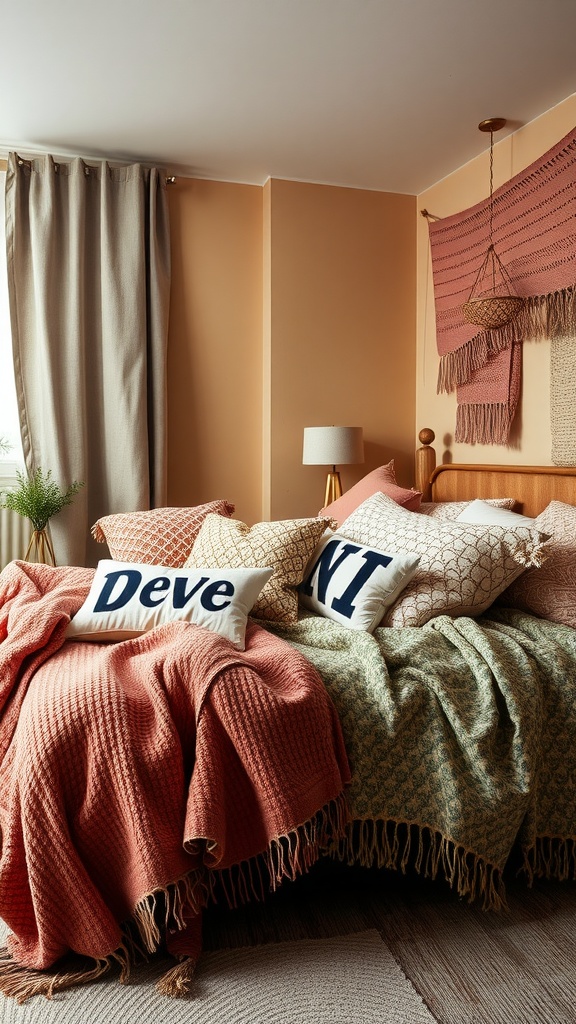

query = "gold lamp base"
(324, 469), (342, 507)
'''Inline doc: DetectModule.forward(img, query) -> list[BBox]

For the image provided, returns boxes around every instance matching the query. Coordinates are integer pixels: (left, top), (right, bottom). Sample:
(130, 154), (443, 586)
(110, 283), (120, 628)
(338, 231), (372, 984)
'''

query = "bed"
(1, 442), (575, 1002)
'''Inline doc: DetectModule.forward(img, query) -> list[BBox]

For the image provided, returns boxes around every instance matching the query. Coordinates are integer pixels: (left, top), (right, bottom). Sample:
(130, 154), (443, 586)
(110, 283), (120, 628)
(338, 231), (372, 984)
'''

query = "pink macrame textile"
(428, 125), (576, 444)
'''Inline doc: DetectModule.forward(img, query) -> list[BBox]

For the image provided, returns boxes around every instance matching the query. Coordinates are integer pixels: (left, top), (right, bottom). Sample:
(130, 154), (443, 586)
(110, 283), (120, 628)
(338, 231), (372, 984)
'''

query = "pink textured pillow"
(320, 461), (422, 525)
(499, 500), (576, 627)
(91, 501), (235, 567)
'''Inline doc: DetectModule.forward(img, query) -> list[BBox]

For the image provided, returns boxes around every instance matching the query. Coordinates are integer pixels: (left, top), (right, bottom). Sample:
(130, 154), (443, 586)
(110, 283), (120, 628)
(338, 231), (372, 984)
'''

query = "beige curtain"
(5, 152), (170, 566)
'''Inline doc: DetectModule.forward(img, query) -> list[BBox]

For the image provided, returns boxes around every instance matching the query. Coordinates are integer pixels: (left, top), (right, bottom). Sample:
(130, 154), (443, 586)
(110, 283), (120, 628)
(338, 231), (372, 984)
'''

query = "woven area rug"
(0, 923), (436, 1023)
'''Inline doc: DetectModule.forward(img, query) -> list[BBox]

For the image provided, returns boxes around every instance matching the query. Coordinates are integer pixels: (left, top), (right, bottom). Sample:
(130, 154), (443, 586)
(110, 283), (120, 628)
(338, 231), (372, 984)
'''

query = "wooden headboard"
(416, 429), (576, 518)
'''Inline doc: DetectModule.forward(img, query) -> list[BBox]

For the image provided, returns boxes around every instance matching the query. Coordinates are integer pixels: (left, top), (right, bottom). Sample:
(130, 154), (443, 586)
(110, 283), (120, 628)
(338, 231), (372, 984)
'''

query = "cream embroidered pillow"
(338, 492), (548, 628)
(499, 501), (576, 627)
(185, 515), (335, 623)
(92, 501), (235, 567)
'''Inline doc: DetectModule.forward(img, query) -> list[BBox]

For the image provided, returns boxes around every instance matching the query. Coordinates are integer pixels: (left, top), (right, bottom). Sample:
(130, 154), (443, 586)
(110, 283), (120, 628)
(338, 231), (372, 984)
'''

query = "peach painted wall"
(416, 94), (576, 467)
(167, 178), (263, 525)
(168, 176), (417, 524)
(264, 179), (417, 520)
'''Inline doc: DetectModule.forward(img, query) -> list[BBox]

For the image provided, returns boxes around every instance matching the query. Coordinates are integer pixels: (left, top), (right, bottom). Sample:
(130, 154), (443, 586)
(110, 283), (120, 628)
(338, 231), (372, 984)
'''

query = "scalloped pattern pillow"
(92, 501), (235, 567)
(499, 501), (576, 627)
(185, 515), (335, 623)
(319, 460), (422, 525)
(338, 492), (548, 628)
(419, 498), (516, 520)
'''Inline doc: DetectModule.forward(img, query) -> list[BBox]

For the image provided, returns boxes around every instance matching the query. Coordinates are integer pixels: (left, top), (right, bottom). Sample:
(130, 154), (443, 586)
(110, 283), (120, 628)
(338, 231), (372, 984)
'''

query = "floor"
(202, 858), (576, 1024)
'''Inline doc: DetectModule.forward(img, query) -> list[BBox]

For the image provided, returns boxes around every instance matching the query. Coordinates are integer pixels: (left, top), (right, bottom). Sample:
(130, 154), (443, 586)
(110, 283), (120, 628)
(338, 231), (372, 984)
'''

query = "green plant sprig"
(0, 468), (84, 532)
(0, 437), (12, 455)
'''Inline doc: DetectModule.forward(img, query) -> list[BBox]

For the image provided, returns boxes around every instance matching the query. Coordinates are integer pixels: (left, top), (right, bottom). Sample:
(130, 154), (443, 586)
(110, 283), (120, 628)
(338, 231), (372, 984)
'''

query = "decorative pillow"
(338, 492), (548, 628)
(185, 515), (335, 623)
(66, 559), (272, 650)
(456, 499), (536, 528)
(92, 501), (235, 567)
(299, 532), (420, 632)
(419, 498), (516, 520)
(499, 501), (576, 628)
(319, 461), (422, 525)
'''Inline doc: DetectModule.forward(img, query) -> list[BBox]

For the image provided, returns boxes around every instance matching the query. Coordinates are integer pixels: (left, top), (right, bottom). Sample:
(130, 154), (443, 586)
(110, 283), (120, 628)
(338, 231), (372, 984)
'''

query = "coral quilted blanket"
(0, 561), (350, 1001)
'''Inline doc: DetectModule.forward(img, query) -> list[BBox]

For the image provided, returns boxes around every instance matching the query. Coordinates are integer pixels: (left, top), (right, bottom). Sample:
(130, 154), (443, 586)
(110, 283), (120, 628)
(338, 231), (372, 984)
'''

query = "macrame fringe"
(211, 792), (350, 911)
(0, 946), (129, 1005)
(522, 836), (576, 885)
(438, 285), (576, 395)
(455, 401), (512, 445)
(332, 818), (507, 912)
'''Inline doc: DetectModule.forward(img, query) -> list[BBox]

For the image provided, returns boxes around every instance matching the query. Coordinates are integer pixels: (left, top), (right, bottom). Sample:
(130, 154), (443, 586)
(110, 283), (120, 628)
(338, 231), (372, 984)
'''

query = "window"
(0, 169), (24, 475)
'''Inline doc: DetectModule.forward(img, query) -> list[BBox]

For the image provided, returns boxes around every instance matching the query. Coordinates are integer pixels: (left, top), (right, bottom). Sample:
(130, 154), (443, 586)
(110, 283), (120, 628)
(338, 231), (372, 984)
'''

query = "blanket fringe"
(332, 819), (507, 912)
(155, 956), (197, 998)
(522, 836), (576, 885)
(0, 947), (129, 1004)
(212, 792), (350, 910)
(437, 285), (576, 395)
(132, 869), (207, 954)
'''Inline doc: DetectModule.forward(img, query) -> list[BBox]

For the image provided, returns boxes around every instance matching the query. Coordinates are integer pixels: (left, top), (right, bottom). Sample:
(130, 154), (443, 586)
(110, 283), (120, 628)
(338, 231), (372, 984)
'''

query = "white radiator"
(0, 508), (30, 569)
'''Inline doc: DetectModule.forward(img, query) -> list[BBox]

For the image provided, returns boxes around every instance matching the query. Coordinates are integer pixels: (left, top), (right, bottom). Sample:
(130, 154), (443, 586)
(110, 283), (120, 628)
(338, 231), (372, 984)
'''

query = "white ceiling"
(1, 0), (576, 195)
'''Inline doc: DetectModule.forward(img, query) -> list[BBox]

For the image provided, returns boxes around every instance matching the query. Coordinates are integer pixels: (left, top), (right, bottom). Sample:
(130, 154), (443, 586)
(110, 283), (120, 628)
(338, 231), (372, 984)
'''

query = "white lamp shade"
(302, 426), (364, 466)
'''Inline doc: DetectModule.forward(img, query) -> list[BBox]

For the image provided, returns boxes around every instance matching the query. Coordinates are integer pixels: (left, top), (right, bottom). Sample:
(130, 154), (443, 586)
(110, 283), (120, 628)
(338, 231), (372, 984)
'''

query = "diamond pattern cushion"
(419, 498), (516, 520)
(185, 515), (335, 623)
(338, 492), (548, 628)
(92, 501), (235, 567)
(499, 500), (576, 627)
(319, 460), (422, 525)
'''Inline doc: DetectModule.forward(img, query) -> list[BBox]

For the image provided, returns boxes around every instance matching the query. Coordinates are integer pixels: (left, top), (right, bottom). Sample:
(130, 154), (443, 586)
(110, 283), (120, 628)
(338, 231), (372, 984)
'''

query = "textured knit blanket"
(266, 608), (576, 910)
(0, 561), (350, 1002)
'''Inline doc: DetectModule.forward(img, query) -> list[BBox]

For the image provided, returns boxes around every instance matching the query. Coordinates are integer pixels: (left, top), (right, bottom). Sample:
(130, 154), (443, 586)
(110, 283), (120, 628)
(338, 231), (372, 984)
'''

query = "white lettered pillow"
(66, 560), (273, 650)
(299, 533), (420, 631)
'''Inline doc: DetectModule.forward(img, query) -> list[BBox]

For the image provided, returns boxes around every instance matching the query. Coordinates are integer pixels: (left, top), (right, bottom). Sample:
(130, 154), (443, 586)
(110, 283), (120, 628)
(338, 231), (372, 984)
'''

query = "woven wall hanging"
(427, 123), (576, 446)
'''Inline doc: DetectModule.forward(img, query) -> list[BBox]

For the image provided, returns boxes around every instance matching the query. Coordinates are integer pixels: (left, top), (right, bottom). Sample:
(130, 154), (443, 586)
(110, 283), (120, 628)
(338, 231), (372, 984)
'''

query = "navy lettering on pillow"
(299, 534), (420, 632)
(302, 539), (392, 619)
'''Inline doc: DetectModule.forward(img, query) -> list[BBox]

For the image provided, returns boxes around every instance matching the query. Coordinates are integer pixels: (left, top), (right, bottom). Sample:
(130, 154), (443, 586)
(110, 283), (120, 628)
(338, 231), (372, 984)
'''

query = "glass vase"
(24, 528), (56, 566)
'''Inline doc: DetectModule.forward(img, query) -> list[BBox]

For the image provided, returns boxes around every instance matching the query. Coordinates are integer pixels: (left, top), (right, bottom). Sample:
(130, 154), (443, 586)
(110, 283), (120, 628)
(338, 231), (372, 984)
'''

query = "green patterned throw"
(263, 609), (576, 908)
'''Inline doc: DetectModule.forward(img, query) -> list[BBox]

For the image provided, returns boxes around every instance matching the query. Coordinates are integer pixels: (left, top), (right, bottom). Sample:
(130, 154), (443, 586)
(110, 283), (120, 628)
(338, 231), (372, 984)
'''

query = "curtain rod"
(0, 153), (176, 184)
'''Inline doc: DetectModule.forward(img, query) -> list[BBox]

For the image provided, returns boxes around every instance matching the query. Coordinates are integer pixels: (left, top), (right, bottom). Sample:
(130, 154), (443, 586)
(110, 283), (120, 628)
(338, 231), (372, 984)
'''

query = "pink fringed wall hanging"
(428, 125), (576, 446)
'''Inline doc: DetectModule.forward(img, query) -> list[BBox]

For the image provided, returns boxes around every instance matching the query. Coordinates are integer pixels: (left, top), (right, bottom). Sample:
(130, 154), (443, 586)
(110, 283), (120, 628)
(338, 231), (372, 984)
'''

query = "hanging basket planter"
(462, 293), (525, 330)
(462, 243), (525, 329)
(461, 119), (525, 331)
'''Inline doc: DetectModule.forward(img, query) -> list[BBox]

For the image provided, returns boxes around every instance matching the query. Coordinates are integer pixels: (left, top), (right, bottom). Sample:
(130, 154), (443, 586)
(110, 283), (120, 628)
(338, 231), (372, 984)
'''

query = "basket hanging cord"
(468, 127), (515, 301)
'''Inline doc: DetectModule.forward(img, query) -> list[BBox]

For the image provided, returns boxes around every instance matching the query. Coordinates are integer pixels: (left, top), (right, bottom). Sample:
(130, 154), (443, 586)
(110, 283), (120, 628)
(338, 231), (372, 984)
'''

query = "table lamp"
(303, 426), (364, 507)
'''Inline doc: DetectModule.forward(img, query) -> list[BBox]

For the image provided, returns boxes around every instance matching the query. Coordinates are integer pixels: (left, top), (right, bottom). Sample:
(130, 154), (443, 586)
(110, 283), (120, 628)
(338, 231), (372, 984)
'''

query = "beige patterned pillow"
(338, 492), (548, 628)
(92, 501), (235, 567)
(499, 501), (576, 627)
(419, 498), (516, 520)
(185, 515), (335, 623)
